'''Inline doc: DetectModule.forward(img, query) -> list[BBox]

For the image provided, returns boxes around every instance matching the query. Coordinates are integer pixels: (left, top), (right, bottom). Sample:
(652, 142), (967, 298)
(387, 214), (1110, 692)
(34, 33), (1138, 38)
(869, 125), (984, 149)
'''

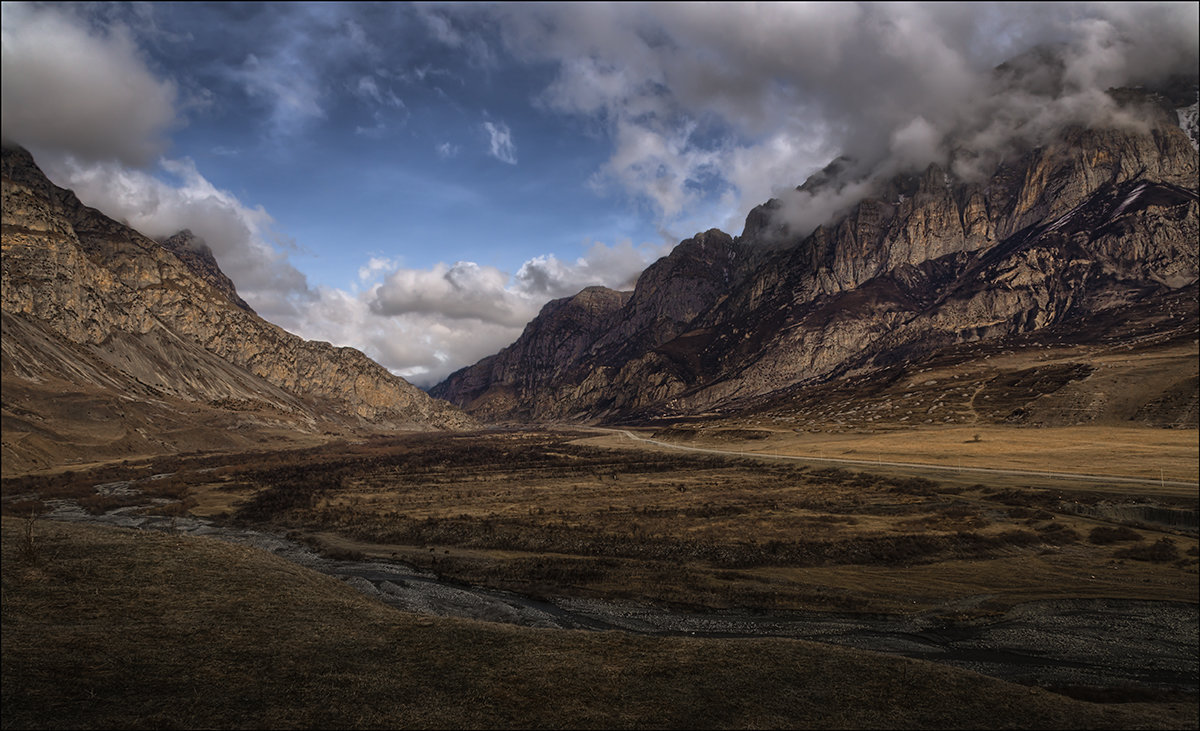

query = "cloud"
(355, 75), (403, 109)
(358, 256), (398, 283)
(0, 3), (178, 167)
(482, 120), (517, 164)
(488, 2), (1200, 239)
(514, 239), (667, 298)
(218, 4), (404, 140)
(417, 5), (497, 69)
(37, 154), (314, 324)
(436, 141), (461, 158)
(232, 52), (325, 137)
(289, 291), (526, 384)
(370, 261), (533, 326)
(321, 239), (667, 385)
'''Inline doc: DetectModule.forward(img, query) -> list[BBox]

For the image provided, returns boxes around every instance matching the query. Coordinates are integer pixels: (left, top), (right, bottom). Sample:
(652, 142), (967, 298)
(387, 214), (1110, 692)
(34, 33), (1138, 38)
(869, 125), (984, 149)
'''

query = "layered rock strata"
(2, 146), (472, 473)
(435, 95), (1199, 424)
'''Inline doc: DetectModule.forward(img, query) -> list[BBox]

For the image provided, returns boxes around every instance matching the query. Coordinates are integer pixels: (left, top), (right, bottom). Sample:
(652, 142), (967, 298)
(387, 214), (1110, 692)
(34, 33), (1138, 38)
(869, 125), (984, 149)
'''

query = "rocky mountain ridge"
(433, 89), (1199, 426)
(158, 229), (255, 315)
(2, 145), (472, 474)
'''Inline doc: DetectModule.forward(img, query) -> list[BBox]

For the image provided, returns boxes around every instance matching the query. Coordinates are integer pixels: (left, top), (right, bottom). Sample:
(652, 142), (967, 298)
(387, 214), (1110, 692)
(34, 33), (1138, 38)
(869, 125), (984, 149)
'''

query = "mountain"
(1, 145), (472, 475)
(433, 85), (1199, 427)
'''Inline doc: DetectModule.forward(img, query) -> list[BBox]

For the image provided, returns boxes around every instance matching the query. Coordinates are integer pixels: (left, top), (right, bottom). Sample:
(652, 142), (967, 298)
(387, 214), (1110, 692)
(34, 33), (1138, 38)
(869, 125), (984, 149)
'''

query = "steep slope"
(435, 89), (1199, 425)
(1, 145), (472, 475)
(158, 229), (255, 314)
(431, 286), (631, 421)
(432, 229), (737, 419)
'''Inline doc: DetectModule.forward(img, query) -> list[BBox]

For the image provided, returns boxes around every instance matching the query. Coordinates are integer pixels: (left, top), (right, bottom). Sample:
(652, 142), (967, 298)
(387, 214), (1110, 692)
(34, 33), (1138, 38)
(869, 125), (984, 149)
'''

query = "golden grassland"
(4, 516), (1198, 730)
(7, 428), (1190, 617)
(622, 425), (1200, 486)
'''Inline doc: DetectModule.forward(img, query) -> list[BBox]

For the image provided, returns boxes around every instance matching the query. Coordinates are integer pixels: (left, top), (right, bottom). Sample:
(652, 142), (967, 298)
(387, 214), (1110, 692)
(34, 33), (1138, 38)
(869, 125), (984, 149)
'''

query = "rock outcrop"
(434, 87), (1199, 425)
(2, 145), (472, 474)
(158, 230), (255, 314)
(432, 229), (738, 419)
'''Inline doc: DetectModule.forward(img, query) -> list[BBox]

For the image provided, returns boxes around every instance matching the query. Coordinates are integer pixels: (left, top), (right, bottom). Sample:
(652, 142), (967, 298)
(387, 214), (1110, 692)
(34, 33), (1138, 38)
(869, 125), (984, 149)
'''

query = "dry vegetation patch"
(4, 427), (1195, 614)
(4, 516), (1196, 730)
(3, 429), (1196, 616)
(114, 429), (1192, 614)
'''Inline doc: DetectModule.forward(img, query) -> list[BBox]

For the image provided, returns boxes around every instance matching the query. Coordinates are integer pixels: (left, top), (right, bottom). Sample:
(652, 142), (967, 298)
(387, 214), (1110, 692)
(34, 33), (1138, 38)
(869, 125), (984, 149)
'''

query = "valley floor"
(3, 515), (1197, 730)
(2, 426), (1197, 728)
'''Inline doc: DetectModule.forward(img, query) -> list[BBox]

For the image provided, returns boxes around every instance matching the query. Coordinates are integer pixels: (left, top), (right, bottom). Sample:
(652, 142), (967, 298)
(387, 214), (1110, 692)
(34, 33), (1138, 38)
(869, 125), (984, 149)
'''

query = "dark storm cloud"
(1, 3), (177, 166)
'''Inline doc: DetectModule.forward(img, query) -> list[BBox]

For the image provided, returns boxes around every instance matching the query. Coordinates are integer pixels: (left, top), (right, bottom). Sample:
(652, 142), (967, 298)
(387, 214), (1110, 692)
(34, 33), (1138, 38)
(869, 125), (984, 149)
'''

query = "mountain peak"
(157, 229), (254, 314)
(2, 146), (473, 474)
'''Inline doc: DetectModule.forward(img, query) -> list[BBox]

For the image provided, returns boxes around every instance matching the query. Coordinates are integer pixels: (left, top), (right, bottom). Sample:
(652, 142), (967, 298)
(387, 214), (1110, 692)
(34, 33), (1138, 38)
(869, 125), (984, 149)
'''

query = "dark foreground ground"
(3, 429), (1197, 728)
(4, 516), (1198, 730)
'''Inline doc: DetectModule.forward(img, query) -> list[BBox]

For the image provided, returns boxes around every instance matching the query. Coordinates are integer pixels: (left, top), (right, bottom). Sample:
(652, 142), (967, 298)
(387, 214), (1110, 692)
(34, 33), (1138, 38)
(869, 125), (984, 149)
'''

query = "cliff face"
(434, 93), (1199, 424)
(1, 145), (472, 474)
(158, 230), (255, 315)
(431, 286), (631, 420)
(432, 229), (738, 420)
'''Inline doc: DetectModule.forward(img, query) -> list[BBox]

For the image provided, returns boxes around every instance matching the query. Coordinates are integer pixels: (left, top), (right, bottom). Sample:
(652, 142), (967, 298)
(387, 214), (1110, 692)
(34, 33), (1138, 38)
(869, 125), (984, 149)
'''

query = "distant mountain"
(434, 84), (1199, 427)
(1, 146), (472, 475)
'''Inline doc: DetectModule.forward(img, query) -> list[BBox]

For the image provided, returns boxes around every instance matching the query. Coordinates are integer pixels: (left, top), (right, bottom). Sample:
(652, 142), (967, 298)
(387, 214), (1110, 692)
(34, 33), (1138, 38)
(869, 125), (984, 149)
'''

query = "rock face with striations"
(431, 229), (738, 419)
(1, 145), (472, 474)
(158, 229), (256, 314)
(434, 85), (1199, 424)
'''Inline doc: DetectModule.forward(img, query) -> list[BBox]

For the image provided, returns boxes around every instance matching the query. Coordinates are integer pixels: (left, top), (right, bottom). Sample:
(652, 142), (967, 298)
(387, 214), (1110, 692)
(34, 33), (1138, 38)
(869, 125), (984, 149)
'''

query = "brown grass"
(629, 424), (1200, 487)
(4, 516), (1196, 730)
(248, 432), (1196, 613)
(5, 429), (1194, 615)
(1090, 526), (1146, 545)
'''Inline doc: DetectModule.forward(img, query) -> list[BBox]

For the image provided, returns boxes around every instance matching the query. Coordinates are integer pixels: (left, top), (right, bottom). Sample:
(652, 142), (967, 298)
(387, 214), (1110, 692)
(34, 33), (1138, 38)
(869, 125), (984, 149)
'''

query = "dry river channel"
(36, 493), (1200, 700)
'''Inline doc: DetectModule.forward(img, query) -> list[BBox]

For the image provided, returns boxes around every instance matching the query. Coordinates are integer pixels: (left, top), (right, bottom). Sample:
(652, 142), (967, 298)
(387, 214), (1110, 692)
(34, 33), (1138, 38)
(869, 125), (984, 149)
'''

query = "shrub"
(1036, 522), (1080, 544)
(1114, 537), (1179, 563)
(19, 509), (39, 563)
(1, 498), (45, 518)
(1087, 526), (1142, 545)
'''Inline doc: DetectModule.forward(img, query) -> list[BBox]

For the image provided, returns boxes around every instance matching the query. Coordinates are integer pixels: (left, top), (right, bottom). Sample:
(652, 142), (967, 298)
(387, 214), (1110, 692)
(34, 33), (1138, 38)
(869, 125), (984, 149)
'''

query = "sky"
(2, 2), (1197, 386)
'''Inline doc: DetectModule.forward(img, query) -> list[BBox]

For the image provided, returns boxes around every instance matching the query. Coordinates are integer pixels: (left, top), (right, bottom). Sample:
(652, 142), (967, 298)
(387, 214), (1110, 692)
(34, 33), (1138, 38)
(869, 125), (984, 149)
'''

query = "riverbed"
(37, 496), (1199, 697)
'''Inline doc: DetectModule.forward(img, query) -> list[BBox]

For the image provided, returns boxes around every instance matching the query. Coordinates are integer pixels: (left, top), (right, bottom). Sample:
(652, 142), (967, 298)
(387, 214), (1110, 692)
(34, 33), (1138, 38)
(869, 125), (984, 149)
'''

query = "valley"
(2, 13), (1198, 727)
(4, 425), (1196, 721)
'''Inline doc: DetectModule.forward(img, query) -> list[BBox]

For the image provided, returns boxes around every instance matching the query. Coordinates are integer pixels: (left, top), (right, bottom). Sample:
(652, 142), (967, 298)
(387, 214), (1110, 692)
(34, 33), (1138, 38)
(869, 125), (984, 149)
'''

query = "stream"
(36, 496), (1200, 697)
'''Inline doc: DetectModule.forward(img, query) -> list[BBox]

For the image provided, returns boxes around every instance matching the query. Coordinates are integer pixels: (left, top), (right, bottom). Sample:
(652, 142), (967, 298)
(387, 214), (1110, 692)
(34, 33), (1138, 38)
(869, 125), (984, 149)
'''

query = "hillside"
(434, 85), (1199, 426)
(1, 146), (472, 475)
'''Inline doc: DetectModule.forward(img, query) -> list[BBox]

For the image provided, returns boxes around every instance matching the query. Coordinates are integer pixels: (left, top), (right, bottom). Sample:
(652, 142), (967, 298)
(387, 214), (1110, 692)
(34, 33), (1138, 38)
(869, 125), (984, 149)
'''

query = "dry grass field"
(4, 515), (1197, 730)
(7, 428), (1193, 616)
(3, 426), (1197, 728)
(626, 424), (1199, 486)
